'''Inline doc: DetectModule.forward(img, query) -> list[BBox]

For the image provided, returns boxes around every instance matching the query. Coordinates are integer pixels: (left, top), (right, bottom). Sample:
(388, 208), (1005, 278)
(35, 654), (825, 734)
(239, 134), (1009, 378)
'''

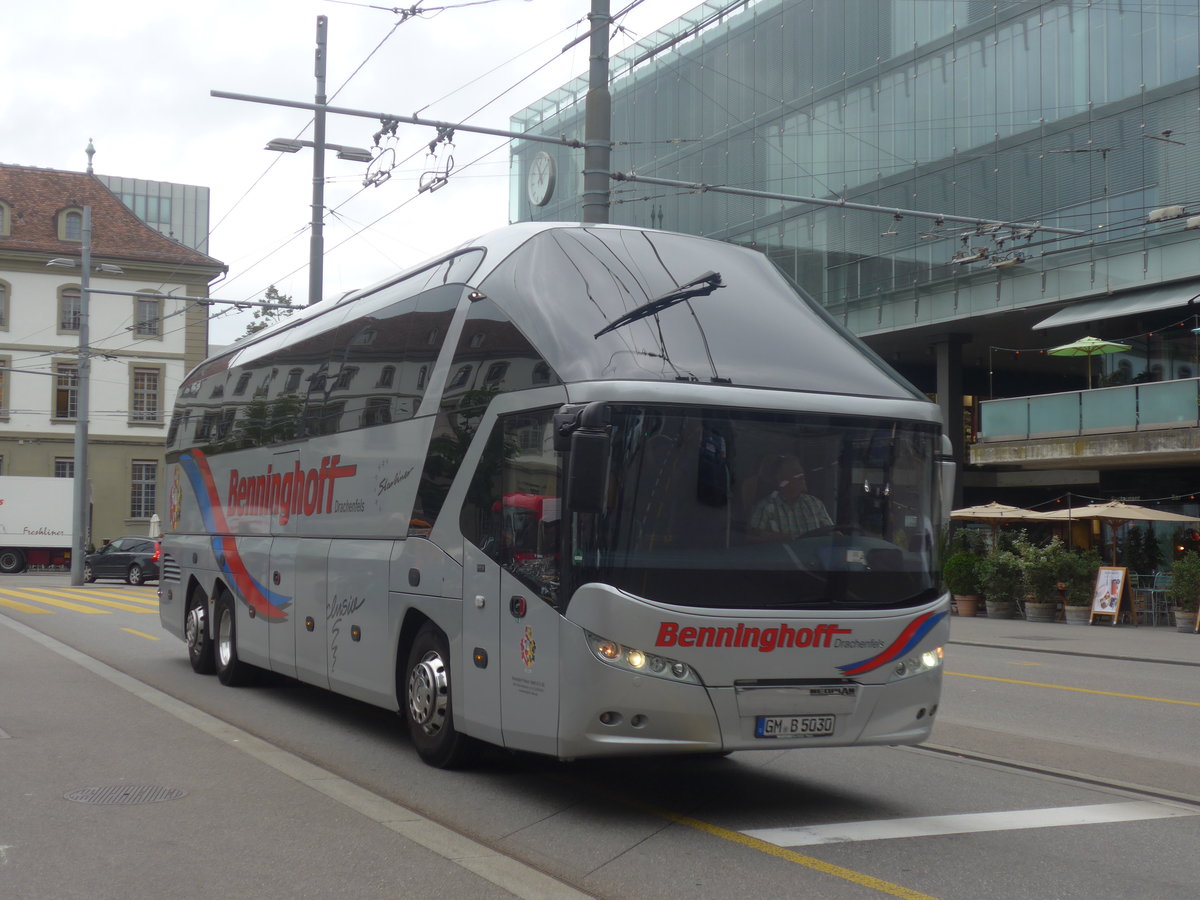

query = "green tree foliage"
(240, 285), (297, 339)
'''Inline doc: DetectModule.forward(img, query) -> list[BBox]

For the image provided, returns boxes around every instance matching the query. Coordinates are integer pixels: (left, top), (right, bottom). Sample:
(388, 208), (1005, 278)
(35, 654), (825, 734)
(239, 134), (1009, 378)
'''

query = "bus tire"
(0, 548), (26, 574)
(214, 590), (254, 686)
(185, 587), (216, 675)
(403, 624), (478, 769)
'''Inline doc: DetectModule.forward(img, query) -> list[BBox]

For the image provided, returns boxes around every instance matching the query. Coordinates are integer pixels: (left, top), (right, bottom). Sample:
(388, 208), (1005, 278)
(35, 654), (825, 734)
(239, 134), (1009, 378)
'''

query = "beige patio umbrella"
(1034, 500), (1200, 563)
(951, 501), (1045, 548)
(1046, 336), (1130, 388)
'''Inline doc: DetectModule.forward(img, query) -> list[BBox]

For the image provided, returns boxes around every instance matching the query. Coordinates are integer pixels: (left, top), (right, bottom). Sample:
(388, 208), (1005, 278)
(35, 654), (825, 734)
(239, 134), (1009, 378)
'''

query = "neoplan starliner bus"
(159, 223), (954, 768)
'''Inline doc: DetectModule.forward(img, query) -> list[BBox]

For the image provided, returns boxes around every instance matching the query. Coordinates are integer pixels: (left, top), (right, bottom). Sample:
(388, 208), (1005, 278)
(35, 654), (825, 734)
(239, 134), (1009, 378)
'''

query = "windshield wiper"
(593, 271), (723, 339)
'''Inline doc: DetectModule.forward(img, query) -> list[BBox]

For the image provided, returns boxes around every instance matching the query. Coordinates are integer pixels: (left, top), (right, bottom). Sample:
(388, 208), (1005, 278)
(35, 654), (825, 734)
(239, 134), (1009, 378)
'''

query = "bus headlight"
(584, 631), (700, 684)
(887, 645), (944, 682)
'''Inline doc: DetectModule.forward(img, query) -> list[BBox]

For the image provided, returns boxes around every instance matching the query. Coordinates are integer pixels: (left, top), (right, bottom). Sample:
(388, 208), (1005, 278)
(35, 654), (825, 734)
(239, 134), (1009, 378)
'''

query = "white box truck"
(0, 476), (75, 573)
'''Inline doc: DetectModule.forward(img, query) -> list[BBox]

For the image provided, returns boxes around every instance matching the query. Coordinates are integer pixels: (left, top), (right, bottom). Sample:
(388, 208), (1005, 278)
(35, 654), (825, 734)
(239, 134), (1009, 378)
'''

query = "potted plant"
(943, 551), (983, 616)
(1061, 547), (1102, 624)
(1167, 552), (1200, 633)
(978, 550), (1023, 619)
(1017, 536), (1069, 622)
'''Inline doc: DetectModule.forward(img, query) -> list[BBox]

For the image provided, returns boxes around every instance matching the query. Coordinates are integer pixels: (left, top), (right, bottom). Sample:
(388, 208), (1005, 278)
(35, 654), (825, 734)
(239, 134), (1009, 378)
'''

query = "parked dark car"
(83, 536), (161, 585)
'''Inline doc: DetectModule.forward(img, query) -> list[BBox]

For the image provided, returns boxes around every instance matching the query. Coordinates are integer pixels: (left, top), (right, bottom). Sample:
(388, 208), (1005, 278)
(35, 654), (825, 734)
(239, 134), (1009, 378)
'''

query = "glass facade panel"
(1028, 393), (1080, 436)
(1138, 380), (1200, 428)
(1080, 386), (1136, 432)
(978, 396), (1028, 440)
(512, 0), (1200, 349)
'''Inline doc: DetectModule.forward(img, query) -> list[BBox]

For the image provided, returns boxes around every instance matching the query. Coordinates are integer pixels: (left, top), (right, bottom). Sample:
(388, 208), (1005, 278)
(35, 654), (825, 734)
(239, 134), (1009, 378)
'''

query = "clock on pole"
(527, 151), (556, 207)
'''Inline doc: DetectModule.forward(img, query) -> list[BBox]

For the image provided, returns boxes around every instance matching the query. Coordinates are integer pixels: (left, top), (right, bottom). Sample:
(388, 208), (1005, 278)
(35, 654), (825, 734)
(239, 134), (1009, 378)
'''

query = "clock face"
(527, 151), (556, 207)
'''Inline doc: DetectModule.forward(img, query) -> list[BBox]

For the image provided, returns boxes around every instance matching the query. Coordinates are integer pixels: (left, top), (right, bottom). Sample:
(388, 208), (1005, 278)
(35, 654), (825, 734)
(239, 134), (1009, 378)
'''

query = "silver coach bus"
(159, 223), (953, 768)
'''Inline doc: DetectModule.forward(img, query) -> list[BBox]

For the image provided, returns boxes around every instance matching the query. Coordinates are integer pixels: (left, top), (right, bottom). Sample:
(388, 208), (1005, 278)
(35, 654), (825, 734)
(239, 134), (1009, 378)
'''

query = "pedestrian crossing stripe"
(0, 595), (51, 614)
(31, 587), (158, 610)
(0, 587), (156, 615)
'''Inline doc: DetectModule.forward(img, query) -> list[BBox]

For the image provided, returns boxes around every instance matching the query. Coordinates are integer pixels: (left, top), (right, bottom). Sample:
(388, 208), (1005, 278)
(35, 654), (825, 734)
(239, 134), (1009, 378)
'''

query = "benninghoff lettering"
(227, 455), (358, 526)
(654, 621), (852, 652)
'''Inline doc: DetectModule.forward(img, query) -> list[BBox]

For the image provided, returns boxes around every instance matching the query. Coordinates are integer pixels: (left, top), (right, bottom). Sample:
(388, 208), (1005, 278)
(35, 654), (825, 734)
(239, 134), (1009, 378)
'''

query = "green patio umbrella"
(1047, 336), (1130, 388)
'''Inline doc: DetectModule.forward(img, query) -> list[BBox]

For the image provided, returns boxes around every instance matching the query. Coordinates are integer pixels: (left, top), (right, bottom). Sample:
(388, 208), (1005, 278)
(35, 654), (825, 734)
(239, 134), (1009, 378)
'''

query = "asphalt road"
(2, 577), (1198, 900)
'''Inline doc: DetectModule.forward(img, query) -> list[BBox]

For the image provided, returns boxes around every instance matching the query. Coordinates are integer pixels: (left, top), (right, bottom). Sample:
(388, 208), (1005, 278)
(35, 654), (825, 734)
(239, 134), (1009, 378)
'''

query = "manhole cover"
(64, 785), (188, 805)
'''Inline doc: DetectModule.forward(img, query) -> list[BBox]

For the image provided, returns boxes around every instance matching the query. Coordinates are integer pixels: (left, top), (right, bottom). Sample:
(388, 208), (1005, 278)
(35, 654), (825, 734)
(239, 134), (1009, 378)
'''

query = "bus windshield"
(568, 405), (942, 611)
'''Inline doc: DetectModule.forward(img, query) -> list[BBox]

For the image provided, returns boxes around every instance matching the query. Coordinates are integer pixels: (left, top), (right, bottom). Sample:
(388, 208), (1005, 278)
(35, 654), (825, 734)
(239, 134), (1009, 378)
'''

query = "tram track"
(908, 740), (1200, 810)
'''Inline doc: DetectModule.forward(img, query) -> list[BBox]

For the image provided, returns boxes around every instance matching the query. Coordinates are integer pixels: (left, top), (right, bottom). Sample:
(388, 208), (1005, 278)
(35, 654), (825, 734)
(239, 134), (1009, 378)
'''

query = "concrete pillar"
(934, 334), (969, 508)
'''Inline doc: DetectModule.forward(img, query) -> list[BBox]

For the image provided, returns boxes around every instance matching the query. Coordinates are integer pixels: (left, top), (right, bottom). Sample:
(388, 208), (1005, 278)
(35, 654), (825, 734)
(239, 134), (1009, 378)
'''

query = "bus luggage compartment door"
(274, 536), (331, 687)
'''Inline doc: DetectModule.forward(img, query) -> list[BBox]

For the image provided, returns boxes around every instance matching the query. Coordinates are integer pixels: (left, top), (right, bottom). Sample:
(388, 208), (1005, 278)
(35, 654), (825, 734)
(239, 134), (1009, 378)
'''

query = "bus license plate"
(755, 715), (835, 738)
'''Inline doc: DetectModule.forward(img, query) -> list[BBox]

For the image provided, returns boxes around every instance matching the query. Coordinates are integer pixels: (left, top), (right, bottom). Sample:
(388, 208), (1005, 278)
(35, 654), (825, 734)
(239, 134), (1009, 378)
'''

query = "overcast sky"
(5, 0), (702, 344)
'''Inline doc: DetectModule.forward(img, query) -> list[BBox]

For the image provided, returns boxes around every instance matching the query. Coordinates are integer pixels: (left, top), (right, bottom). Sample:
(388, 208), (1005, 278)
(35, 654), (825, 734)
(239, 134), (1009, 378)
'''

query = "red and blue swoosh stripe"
(837, 610), (947, 676)
(178, 450), (292, 621)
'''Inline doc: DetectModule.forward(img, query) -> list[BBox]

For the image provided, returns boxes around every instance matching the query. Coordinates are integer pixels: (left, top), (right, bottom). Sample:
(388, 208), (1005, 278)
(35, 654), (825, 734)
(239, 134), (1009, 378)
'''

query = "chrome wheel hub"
(216, 607), (233, 668)
(408, 651), (449, 736)
(185, 604), (206, 653)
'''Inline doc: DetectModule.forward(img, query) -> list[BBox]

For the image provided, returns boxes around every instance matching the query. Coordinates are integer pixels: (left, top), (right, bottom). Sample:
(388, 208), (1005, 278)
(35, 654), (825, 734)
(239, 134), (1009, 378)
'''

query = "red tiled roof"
(0, 163), (225, 271)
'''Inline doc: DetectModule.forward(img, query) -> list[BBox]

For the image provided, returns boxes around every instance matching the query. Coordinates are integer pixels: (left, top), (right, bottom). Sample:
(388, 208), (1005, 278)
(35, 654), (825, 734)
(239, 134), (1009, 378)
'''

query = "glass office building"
(512, 0), (1200, 504)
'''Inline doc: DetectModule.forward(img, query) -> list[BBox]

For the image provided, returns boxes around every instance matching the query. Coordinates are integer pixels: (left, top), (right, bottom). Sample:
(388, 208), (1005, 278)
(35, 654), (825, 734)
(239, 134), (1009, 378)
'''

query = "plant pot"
(1174, 609), (1198, 633)
(1064, 605), (1091, 625)
(1024, 599), (1060, 623)
(953, 594), (980, 617)
(985, 598), (1019, 620)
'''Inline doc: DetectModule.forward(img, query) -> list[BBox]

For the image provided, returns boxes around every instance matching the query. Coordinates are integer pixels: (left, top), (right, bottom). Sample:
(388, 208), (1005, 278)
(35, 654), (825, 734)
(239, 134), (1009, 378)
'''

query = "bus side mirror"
(566, 430), (610, 515)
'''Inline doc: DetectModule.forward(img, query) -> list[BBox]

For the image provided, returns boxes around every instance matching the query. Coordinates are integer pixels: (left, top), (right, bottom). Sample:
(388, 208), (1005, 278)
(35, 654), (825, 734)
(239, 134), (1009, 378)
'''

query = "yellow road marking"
(20, 587), (154, 613)
(121, 628), (160, 641)
(947, 671), (1200, 707)
(0, 589), (107, 614)
(644, 804), (938, 900)
(0, 596), (52, 614)
(1006, 661), (1042, 667)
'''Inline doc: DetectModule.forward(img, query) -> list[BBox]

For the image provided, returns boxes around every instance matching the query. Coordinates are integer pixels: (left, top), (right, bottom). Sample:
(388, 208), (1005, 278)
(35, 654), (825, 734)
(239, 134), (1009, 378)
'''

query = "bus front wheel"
(403, 624), (478, 769)
(214, 590), (254, 686)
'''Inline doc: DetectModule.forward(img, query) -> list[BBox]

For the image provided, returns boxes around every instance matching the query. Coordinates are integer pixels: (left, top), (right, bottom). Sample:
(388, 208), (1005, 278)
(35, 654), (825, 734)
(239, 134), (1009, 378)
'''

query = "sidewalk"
(0, 609), (585, 900)
(948, 610), (1200, 666)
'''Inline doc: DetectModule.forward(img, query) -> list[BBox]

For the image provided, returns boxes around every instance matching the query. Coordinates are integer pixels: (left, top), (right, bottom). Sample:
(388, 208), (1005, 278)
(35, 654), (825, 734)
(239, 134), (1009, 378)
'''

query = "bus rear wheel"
(185, 588), (215, 675)
(403, 624), (478, 769)
(214, 590), (254, 686)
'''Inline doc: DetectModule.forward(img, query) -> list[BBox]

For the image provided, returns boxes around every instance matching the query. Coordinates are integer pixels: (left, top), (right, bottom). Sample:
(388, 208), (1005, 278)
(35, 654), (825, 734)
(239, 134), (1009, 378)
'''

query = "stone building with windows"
(0, 163), (225, 549)
(512, 0), (1200, 510)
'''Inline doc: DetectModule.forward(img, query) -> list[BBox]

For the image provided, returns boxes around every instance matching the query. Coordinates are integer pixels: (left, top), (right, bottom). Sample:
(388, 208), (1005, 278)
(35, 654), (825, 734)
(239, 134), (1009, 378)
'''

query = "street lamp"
(46, 207), (123, 585)
(265, 137), (373, 163)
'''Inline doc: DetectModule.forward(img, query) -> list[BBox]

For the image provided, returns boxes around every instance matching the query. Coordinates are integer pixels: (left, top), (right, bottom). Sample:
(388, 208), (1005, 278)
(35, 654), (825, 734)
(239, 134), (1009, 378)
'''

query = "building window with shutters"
(0, 279), (10, 330)
(131, 461), (157, 519)
(130, 366), (163, 424)
(0, 354), (8, 420)
(53, 362), (79, 420)
(59, 287), (81, 333)
(133, 294), (162, 339)
(59, 208), (83, 242)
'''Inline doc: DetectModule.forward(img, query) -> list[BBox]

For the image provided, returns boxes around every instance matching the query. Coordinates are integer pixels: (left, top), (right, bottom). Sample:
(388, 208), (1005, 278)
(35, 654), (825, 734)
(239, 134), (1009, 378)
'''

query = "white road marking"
(743, 801), (1197, 847)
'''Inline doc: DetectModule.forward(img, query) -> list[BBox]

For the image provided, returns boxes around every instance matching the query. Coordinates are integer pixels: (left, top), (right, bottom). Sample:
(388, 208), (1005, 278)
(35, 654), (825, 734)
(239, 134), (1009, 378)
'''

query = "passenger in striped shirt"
(749, 455), (832, 540)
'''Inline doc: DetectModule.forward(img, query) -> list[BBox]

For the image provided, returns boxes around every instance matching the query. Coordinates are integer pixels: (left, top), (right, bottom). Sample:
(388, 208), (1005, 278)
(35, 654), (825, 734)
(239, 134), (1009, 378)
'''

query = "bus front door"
(459, 541), (504, 747)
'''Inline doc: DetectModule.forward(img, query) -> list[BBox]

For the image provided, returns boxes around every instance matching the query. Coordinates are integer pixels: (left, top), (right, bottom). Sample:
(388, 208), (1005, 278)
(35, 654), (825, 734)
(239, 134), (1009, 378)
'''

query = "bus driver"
(749, 455), (833, 539)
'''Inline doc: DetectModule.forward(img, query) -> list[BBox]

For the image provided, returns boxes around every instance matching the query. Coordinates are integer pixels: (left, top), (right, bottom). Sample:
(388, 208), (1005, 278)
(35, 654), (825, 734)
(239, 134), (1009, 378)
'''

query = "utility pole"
(310, 15), (328, 306)
(581, 0), (611, 224)
(70, 206), (92, 585)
